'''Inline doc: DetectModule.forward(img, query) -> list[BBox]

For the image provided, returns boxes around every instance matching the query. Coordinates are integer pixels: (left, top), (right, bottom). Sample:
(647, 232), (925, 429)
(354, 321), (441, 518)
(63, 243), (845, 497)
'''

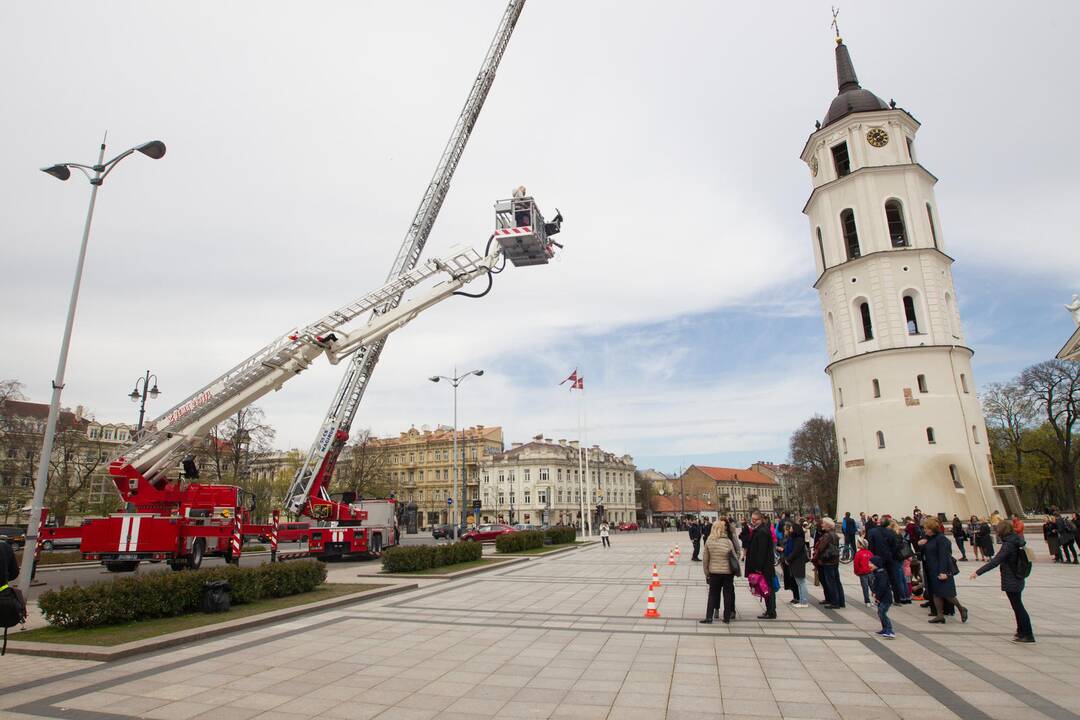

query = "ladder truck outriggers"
(77, 202), (562, 571)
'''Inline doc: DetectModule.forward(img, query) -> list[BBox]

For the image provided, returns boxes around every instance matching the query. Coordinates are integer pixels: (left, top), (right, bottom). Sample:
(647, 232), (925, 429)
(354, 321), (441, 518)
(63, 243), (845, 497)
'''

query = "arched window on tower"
(972, 425), (980, 444)
(944, 292), (958, 338)
(827, 312), (838, 355)
(841, 209), (860, 260)
(917, 374), (929, 393)
(960, 374), (970, 393)
(816, 227), (826, 271)
(926, 427), (936, 444)
(859, 301), (874, 341)
(872, 379), (881, 398)
(949, 464), (964, 489)
(885, 199), (909, 247)
(926, 204), (939, 250)
(903, 294), (920, 335)
(876, 431), (886, 449)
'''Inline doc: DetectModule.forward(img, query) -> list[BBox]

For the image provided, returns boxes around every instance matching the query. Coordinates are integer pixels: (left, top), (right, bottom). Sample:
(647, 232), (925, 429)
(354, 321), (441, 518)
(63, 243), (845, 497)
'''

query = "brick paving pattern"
(2, 532), (1079, 719)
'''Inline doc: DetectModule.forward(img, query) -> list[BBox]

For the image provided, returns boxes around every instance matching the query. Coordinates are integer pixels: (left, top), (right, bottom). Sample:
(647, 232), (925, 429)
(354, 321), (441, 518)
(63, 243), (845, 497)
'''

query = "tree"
(789, 414), (839, 515)
(44, 419), (105, 526)
(633, 470), (655, 523)
(983, 381), (1038, 503)
(334, 434), (392, 500)
(1018, 360), (1080, 509)
(0, 381), (35, 523)
(198, 407), (276, 485)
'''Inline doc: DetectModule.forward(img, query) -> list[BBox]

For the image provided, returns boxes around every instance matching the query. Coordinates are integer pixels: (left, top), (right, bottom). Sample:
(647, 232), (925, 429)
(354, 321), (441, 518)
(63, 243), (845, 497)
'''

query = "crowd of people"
(685, 506), (1041, 643)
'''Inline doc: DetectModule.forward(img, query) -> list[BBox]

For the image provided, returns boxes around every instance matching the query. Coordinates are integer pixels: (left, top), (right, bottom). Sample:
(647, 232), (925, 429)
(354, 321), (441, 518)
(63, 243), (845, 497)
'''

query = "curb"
(379, 556), (528, 580)
(497, 542), (592, 559)
(4, 582), (416, 662)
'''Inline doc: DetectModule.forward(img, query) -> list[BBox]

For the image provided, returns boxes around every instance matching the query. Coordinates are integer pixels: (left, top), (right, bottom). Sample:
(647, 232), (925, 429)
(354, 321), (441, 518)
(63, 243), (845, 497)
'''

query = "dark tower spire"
(821, 36), (888, 128)
(835, 41), (861, 93)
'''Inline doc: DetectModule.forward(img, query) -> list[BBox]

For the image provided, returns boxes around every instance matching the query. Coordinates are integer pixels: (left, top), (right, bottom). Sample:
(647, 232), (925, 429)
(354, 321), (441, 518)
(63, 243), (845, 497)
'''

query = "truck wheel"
(168, 560), (185, 571)
(190, 539), (205, 570)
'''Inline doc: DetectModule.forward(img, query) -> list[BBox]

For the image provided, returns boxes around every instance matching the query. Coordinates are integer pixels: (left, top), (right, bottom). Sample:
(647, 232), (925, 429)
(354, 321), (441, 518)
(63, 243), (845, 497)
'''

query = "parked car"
(461, 524), (516, 543)
(0, 525), (27, 549)
(617, 522), (639, 531)
(257, 522), (310, 544)
(41, 535), (81, 551)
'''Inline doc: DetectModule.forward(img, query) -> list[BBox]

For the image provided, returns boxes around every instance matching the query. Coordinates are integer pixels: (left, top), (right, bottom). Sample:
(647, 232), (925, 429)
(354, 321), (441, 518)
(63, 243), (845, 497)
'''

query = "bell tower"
(800, 34), (1010, 518)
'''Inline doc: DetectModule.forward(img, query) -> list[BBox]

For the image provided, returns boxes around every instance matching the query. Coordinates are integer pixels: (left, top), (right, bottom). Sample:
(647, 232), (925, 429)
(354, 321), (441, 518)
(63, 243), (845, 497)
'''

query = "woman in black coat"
(971, 520), (1034, 642)
(744, 512), (777, 619)
(781, 522), (808, 606)
(917, 517), (968, 624)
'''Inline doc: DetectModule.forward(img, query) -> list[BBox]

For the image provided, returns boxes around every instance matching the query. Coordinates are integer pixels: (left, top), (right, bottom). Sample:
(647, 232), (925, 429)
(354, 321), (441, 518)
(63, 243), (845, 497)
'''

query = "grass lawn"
(384, 557), (507, 575)
(498, 541), (585, 555)
(14, 583), (381, 646)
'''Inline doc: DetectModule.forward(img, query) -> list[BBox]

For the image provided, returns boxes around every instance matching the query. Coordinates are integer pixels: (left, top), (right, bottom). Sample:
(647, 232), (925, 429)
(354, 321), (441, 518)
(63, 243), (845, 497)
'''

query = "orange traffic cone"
(650, 564), (661, 588)
(667, 551), (675, 566)
(644, 586), (661, 618)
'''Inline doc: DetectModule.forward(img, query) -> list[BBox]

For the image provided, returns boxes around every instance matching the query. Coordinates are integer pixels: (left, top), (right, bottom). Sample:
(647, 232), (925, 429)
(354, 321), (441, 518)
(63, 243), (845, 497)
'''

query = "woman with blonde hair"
(918, 516), (968, 624)
(701, 518), (739, 623)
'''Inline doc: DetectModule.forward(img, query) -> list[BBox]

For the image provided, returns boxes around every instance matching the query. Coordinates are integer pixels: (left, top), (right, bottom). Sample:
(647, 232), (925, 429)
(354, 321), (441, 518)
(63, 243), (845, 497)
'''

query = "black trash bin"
(201, 580), (231, 614)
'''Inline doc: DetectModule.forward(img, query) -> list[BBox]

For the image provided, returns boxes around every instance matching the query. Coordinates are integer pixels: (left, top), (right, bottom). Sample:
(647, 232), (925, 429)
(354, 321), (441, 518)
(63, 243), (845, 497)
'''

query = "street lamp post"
(16, 136), (166, 591)
(128, 370), (161, 437)
(429, 368), (483, 541)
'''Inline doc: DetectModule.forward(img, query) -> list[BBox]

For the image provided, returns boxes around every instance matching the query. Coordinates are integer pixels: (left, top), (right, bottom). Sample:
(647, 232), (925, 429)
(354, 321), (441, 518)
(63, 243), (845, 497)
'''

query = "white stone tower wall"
(801, 51), (999, 519)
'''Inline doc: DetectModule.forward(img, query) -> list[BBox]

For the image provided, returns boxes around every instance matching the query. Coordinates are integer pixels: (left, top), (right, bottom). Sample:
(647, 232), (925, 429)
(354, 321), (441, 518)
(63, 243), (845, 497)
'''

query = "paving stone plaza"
(3, 532), (1080, 720)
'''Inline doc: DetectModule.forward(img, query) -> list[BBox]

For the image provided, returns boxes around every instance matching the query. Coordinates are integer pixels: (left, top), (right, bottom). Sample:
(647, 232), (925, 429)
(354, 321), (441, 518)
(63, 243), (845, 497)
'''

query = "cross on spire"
(831, 6), (842, 44)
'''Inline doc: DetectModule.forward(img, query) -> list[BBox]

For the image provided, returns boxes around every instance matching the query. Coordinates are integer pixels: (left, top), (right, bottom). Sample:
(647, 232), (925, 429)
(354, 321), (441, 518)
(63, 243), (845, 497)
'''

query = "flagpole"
(583, 378), (592, 538)
(577, 389), (585, 536)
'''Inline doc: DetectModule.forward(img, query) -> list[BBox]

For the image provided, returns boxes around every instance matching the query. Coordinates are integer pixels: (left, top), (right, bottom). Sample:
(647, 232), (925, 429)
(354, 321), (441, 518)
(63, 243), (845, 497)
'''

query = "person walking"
(689, 519), (703, 562)
(782, 521), (809, 608)
(599, 521), (610, 548)
(971, 520), (1034, 643)
(701, 518), (739, 623)
(1011, 514), (1025, 538)
(1056, 512), (1078, 564)
(918, 517), (968, 624)
(869, 516), (906, 604)
(1043, 515), (1061, 562)
(951, 515), (968, 561)
(745, 511), (777, 619)
(814, 518), (845, 608)
(702, 518), (712, 542)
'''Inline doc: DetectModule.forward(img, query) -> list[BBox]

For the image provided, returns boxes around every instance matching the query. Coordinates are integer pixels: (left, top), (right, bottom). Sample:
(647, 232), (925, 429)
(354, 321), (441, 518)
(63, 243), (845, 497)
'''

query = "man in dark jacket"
(744, 511), (777, 619)
(1056, 512), (1078, 564)
(689, 519), (703, 561)
(868, 517), (907, 603)
(841, 513), (857, 553)
(701, 519), (712, 541)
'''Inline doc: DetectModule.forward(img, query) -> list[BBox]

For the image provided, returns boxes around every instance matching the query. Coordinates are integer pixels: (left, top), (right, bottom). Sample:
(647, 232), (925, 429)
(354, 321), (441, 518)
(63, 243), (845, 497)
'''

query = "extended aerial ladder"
(284, 0), (528, 519)
(79, 206), (561, 570)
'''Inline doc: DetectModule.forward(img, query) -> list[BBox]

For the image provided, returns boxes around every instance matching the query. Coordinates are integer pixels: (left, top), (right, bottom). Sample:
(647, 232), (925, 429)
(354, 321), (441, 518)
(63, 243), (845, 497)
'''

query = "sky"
(2, 1), (1078, 476)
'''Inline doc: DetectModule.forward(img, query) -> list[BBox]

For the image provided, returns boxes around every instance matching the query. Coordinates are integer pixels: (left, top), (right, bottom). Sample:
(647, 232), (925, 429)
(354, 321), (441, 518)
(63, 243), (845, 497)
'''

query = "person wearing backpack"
(971, 520), (1035, 643)
(0, 537), (26, 655)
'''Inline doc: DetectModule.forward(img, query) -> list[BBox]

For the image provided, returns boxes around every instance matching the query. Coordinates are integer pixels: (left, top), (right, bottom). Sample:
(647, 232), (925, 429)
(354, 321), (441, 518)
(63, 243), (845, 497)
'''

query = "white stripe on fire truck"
(118, 516), (131, 552)
(129, 516), (142, 552)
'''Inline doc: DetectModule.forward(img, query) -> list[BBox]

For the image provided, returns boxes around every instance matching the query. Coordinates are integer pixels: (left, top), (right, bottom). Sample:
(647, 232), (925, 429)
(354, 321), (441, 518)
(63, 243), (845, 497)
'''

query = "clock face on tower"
(866, 128), (889, 148)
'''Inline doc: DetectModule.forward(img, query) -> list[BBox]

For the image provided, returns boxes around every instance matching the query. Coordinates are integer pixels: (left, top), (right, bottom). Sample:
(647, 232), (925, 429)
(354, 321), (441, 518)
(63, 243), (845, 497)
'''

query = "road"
(26, 532), (438, 601)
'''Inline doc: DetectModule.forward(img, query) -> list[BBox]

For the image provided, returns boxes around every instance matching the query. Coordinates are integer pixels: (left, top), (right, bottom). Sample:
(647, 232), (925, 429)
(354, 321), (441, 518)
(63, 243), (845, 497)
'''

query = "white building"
(480, 435), (636, 526)
(800, 37), (1018, 519)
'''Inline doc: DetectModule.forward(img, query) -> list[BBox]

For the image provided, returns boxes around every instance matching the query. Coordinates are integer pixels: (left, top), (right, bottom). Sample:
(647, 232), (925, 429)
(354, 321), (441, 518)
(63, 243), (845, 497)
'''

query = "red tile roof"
(691, 465), (777, 486)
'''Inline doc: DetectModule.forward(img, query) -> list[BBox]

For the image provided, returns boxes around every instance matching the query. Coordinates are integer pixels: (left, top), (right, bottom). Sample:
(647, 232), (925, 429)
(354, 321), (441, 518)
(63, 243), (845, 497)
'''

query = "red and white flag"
(560, 370), (584, 390)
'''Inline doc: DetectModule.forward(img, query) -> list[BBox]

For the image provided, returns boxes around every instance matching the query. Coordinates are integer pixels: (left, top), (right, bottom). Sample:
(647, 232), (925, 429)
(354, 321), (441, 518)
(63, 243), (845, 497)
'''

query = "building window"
(524, 491), (531, 504)
(926, 427), (936, 444)
(926, 204), (938, 249)
(972, 425), (980, 444)
(838, 387), (844, 407)
(903, 294), (920, 334)
(872, 379), (881, 398)
(831, 142), (851, 177)
(523, 469), (530, 482)
(949, 464), (964, 489)
(906, 137), (916, 162)
(917, 374), (928, 393)
(816, 227), (826, 270)
(885, 199), (908, 247)
(539, 489), (548, 504)
(859, 301), (874, 341)
(876, 431), (886, 449)
(841, 209), (860, 260)
(842, 437), (848, 454)
(961, 374), (970, 393)
(944, 292), (958, 338)
(540, 468), (549, 481)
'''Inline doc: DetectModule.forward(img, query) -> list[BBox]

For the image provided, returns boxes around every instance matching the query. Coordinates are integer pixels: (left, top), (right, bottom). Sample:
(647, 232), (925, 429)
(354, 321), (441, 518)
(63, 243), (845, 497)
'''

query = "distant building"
(372, 425), (504, 529)
(675, 464), (781, 521)
(481, 436), (636, 527)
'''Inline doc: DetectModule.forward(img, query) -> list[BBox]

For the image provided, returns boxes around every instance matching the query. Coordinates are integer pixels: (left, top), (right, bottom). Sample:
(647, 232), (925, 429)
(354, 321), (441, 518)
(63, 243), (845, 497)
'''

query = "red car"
(462, 524), (516, 543)
(617, 522), (639, 531)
